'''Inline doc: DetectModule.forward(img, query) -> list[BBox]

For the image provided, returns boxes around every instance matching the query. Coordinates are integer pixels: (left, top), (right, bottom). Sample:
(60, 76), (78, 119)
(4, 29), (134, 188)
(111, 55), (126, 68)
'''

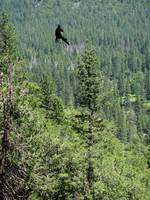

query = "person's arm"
(60, 28), (64, 32)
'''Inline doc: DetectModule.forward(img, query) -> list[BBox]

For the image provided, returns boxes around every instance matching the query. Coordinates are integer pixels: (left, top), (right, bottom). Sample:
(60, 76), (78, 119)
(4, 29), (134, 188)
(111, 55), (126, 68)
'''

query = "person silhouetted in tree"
(55, 25), (70, 45)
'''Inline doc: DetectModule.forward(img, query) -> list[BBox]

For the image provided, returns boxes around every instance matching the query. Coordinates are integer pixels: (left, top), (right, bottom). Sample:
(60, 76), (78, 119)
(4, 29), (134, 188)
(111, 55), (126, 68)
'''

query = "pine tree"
(40, 74), (64, 123)
(76, 45), (101, 198)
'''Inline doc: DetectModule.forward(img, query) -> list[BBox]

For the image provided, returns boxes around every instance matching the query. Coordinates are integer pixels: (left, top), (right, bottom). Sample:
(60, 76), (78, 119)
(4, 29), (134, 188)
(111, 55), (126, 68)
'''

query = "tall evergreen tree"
(40, 74), (64, 123)
(76, 45), (101, 198)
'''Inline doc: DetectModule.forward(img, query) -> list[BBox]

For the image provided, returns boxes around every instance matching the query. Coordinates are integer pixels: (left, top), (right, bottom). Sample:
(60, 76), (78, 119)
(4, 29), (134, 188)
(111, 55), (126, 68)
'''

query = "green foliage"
(40, 74), (64, 123)
(0, 12), (16, 72)
(1, 0), (150, 140)
(0, 1), (150, 200)
(29, 125), (86, 200)
(47, 94), (64, 123)
(0, 69), (149, 199)
(76, 45), (100, 112)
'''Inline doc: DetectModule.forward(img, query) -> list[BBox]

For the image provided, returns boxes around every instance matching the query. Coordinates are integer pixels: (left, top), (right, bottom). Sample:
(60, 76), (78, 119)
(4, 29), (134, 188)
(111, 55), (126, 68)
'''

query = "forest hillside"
(0, 0), (150, 199)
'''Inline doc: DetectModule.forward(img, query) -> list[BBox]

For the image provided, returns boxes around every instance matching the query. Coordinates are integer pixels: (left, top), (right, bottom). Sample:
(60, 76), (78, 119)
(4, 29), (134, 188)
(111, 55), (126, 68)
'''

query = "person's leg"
(60, 35), (70, 45)
(55, 37), (59, 42)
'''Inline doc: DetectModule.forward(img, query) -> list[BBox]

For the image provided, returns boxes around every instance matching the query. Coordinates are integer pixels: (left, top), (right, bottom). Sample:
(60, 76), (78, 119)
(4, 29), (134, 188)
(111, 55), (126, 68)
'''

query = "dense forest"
(0, 0), (150, 199)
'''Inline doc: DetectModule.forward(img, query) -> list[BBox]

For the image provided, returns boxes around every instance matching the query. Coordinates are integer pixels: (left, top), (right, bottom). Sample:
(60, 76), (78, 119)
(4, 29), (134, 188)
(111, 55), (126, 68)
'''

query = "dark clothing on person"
(55, 25), (70, 45)
(55, 26), (64, 37)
